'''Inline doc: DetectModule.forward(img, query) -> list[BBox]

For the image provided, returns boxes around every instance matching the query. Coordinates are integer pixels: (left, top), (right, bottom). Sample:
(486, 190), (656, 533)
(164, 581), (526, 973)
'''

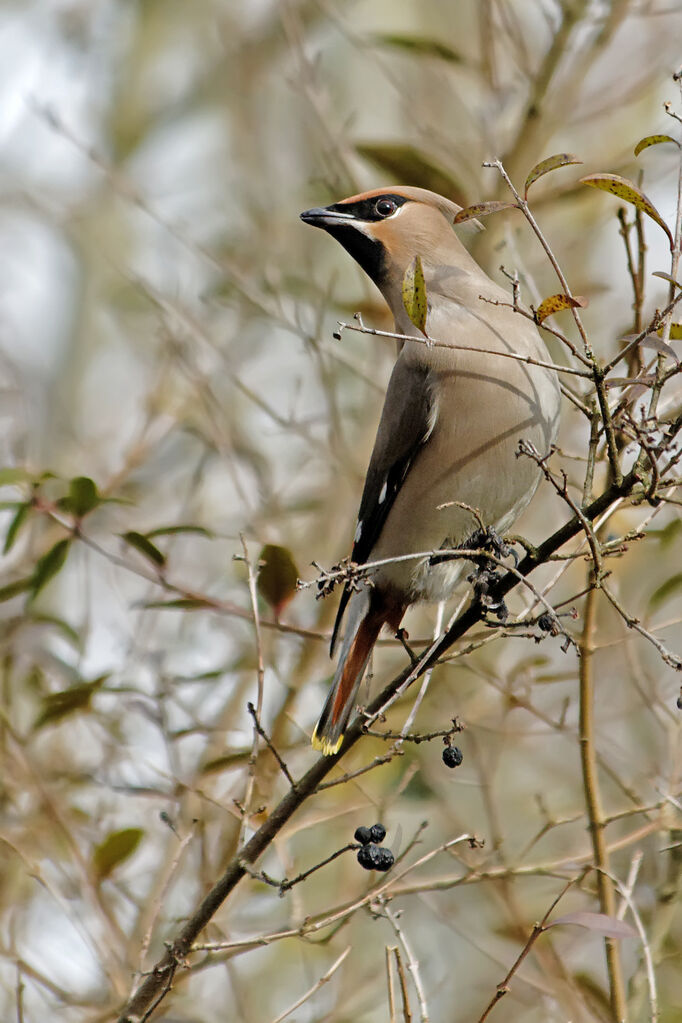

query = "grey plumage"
(301, 186), (560, 753)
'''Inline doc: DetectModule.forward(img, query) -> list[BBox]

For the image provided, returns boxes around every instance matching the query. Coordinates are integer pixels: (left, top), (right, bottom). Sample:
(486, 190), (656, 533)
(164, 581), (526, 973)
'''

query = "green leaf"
(0, 467), (32, 487)
(665, 323), (682, 340)
(120, 531), (166, 568)
(92, 828), (144, 881)
(33, 676), (107, 729)
(634, 134), (679, 157)
(28, 613), (82, 648)
(402, 255), (428, 334)
(0, 577), (33, 603)
(649, 573), (682, 610)
(3, 502), (31, 554)
(371, 33), (463, 63)
(59, 476), (100, 518)
(535, 293), (588, 324)
(453, 201), (516, 224)
(31, 539), (71, 597)
(524, 153), (582, 198)
(354, 142), (467, 205)
(580, 174), (674, 249)
(145, 524), (214, 540)
(257, 544), (299, 618)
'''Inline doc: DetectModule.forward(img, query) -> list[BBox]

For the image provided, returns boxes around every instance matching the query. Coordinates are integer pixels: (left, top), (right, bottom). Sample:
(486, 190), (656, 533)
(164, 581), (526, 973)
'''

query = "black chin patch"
(327, 224), (386, 286)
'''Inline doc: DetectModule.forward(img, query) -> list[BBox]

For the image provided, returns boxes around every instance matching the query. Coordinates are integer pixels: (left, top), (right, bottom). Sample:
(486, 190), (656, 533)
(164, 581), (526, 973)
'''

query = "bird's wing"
(330, 358), (436, 654)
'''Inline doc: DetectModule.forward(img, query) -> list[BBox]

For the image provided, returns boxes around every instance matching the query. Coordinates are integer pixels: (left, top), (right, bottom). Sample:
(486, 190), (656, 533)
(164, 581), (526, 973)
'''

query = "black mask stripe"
(327, 193), (409, 222)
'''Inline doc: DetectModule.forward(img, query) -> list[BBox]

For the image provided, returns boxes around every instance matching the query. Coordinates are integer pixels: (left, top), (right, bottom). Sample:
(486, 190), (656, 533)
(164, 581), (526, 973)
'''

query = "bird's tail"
(312, 588), (386, 756)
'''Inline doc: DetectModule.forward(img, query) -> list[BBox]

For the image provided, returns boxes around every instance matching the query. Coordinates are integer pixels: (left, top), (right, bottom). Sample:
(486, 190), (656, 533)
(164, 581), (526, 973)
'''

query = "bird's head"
(300, 186), (467, 293)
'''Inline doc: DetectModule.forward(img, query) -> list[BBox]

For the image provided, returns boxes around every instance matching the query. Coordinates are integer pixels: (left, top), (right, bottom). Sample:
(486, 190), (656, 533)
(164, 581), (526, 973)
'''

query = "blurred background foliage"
(0, 1), (681, 1020)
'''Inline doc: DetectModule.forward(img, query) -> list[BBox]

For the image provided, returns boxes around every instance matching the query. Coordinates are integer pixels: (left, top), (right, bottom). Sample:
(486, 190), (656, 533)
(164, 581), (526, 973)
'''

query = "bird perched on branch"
(301, 186), (560, 755)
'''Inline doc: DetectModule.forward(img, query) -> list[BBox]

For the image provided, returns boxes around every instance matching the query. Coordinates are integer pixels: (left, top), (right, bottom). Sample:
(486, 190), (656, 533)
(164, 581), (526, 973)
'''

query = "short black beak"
(300, 207), (356, 228)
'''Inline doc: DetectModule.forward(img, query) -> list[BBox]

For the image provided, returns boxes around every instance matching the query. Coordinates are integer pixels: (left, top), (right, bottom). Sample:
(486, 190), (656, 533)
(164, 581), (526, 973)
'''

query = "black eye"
(375, 198), (397, 218)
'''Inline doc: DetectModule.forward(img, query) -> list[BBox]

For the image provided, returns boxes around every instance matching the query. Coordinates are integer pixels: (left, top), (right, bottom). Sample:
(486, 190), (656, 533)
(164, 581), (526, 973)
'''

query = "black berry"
(357, 844), (394, 871)
(373, 847), (394, 871)
(357, 844), (383, 870)
(354, 826), (373, 845)
(443, 745), (463, 768)
(369, 823), (386, 843)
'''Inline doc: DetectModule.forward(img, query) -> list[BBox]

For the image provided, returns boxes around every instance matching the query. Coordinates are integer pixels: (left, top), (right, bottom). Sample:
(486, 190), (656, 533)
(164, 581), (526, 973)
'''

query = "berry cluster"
(354, 823), (394, 871)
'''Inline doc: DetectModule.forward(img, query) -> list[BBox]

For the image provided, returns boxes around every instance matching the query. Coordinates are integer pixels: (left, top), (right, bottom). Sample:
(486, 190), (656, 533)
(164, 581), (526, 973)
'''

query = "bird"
(300, 186), (561, 755)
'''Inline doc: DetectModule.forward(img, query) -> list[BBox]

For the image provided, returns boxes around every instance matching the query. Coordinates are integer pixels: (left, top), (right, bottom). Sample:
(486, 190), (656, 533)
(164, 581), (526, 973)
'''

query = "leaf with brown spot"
(402, 255), (428, 334)
(663, 323), (682, 340)
(634, 134), (679, 157)
(257, 544), (299, 619)
(453, 201), (516, 224)
(580, 174), (674, 249)
(535, 293), (588, 324)
(524, 153), (582, 198)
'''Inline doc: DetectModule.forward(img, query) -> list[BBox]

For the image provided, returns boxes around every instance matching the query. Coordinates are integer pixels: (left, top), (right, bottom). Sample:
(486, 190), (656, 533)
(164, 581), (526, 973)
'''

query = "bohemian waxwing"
(301, 186), (561, 754)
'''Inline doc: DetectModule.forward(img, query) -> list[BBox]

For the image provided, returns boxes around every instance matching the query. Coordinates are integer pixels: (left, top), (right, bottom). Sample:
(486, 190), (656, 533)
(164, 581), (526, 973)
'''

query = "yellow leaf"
(535, 293), (588, 324)
(453, 201), (516, 224)
(524, 153), (582, 197)
(657, 323), (682, 341)
(634, 134), (678, 157)
(402, 255), (428, 333)
(580, 173), (674, 249)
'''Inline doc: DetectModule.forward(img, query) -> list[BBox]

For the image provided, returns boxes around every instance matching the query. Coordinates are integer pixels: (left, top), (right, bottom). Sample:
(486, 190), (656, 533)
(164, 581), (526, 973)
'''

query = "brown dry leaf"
(453, 201), (516, 224)
(524, 153), (582, 198)
(580, 173), (674, 249)
(535, 293), (588, 324)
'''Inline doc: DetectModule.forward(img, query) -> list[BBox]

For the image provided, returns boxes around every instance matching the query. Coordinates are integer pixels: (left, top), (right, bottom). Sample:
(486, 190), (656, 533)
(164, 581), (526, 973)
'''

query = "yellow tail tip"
(311, 728), (344, 756)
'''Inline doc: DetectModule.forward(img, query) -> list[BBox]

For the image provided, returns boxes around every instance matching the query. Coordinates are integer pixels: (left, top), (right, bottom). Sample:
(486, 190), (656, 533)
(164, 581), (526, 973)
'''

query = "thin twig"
(380, 900), (430, 1023)
(268, 945), (351, 1023)
(336, 317), (591, 377)
(578, 573), (627, 1021)
(247, 701), (296, 788)
(475, 875), (583, 1022)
